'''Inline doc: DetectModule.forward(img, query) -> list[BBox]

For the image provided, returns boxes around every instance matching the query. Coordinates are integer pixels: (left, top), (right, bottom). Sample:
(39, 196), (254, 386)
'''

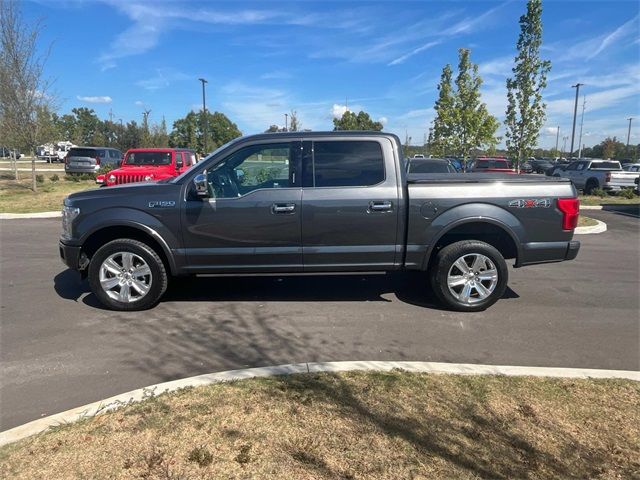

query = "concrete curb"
(580, 205), (603, 210)
(1, 360), (638, 448)
(575, 218), (607, 235)
(0, 211), (61, 219)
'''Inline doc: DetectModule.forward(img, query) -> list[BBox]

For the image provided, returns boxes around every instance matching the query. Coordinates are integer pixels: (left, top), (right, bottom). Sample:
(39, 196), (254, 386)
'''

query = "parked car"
(96, 148), (197, 186)
(37, 141), (76, 163)
(470, 158), (515, 173)
(553, 159), (640, 194)
(0, 147), (21, 158)
(622, 163), (640, 172)
(412, 154), (426, 159)
(60, 131), (580, 312)
(407, 158), (457, 174)
(529, 159), (554, 174)
(64, 147), (123, 174)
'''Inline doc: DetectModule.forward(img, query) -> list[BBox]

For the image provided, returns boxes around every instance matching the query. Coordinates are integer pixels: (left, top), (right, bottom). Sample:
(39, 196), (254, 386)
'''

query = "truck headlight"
(61, 205), (80, 240)
(108, 174), (116, 183)
(144, 174), (154, 181)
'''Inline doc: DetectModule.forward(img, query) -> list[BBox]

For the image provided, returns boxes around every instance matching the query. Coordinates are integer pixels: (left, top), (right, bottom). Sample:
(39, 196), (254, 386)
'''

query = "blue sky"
(25, 0), (640, 148)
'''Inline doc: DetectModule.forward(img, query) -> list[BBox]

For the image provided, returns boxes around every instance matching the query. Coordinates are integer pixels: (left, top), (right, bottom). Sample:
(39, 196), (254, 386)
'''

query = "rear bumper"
(518, 240), (580, 267)
(65, 165), (99, 174)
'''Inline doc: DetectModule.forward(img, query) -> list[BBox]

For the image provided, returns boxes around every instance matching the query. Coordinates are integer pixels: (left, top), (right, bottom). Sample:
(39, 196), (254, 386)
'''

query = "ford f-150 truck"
(551, 159), (639, 194)
(59, 132), (580, 312)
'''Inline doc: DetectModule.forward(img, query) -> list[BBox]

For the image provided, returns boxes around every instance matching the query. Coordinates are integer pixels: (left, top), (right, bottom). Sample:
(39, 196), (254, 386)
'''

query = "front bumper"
(59, 241), (83, 270)
(518, 240), (580, 267)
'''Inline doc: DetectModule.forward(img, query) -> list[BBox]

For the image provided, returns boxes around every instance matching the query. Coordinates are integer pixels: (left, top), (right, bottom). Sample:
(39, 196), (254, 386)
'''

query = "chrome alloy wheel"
(99, 252), (152, 303)
(446, 253), (498, 304)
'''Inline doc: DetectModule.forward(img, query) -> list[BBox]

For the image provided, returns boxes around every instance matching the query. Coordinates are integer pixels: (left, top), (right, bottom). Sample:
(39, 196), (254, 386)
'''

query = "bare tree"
(0, 0), (56, 191)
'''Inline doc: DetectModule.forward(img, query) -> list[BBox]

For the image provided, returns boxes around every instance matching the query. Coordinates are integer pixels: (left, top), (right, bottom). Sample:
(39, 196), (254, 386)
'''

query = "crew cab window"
(576, 163), (586, 170)
(565, 162), (578, 171)
(206, 143), (292, 198)
(311, 141), (384, 187)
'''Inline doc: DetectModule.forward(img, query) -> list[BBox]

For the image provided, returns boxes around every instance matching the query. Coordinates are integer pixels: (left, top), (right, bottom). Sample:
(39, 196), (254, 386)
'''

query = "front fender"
(419, 203), (525, 269)
(75, 207), (180, 274)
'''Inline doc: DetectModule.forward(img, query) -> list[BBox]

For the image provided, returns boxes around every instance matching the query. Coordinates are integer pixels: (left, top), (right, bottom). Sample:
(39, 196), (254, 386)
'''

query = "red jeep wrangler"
(96, 148), (197, 186)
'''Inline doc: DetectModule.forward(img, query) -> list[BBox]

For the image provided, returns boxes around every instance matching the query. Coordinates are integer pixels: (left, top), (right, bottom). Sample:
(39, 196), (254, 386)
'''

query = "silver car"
(64, 147), (123, 174)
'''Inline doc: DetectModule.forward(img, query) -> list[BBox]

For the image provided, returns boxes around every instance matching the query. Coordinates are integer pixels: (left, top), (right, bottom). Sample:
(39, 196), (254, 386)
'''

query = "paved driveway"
(1, 210), (638, 430)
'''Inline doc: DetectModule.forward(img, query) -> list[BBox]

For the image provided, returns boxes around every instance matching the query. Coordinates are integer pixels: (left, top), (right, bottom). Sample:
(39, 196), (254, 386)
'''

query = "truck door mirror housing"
(193, 174), (209, 197)
(176, 159), (183, 169)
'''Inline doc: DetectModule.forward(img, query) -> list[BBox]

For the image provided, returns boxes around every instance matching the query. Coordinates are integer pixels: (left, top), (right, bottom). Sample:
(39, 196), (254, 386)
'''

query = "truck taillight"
(96, 156), (100, 166)
(557, 198), (580, 231)
(605, 172), (611, 182)
(64, 155), (69, 164)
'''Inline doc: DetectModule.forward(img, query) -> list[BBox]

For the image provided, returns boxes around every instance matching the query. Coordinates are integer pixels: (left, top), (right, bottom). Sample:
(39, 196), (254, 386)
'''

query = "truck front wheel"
(429, 240), (508, 312)
(88, 239), (168, 311)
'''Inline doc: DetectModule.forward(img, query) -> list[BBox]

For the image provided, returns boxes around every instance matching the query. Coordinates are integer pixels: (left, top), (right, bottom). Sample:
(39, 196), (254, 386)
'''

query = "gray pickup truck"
(59, 132), (580, 312)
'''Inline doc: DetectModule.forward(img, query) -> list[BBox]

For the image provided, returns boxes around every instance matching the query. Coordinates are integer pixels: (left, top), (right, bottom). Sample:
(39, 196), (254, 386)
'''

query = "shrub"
(618, 188), (636, 199)
(97, 164), (116, 175)
(591, 187), (607, 198)
(35, 174), (44, 183)
(65, 174), (80, 182)
(50, 174), (59, 182)
(187, 446), (214, 467)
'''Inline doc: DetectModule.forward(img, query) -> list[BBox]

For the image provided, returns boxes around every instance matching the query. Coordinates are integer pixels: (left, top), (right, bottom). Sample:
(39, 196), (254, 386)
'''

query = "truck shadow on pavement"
(53, 269), (519, 312)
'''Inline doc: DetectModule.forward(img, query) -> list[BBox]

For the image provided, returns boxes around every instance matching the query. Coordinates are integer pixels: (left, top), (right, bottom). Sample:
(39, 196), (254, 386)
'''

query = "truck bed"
(407, 173), (570, 184)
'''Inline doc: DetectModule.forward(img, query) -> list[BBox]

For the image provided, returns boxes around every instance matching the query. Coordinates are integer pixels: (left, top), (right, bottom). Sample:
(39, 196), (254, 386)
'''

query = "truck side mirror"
(176, 159), (183, 169)
(193, 174), (209, 197)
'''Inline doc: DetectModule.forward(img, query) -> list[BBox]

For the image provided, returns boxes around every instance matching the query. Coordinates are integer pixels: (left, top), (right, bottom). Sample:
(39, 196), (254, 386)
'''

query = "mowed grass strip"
(0, 174), (96, 213)
(1, 372), (638, 479)
(577, 216), (598, 227)
(579, 194), (639, 206)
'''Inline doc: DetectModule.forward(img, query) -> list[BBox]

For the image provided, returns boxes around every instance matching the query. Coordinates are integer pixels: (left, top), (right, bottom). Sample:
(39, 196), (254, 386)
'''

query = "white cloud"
(378, 116), (388, 125)
(134, 100), (144, 107)
(587, 14), (639, 60)
(260, 71), (292, 80)
(136, 68), (190, 90)
(388, 41), (441, 66)
(331, 104), (349, 119)
(76, 95), (112, 104)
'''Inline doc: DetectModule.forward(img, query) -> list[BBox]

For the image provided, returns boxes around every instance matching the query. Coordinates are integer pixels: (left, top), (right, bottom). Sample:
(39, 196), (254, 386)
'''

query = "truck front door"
(181, 141), (303, 272)
(301, 138), (401, 271)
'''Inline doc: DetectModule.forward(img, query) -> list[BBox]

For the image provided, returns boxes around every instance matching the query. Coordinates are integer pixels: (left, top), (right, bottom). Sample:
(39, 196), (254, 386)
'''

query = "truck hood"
(65, 181), (177, 207)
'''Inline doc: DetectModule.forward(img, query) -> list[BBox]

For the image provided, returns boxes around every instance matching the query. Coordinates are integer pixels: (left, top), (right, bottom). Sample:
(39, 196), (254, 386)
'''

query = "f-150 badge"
(148, 200), (175, 208)
(508, 198), (552, 208)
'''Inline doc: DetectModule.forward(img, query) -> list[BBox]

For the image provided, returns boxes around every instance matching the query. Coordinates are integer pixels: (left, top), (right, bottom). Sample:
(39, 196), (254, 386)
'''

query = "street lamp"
(555, 126), (560, 157)
(562, 135), (568, 158)
(284, 113), (288, 132)
(198, 78), (208, 154)
(626, 117), (633, 158)
(570, 83), (583, 158)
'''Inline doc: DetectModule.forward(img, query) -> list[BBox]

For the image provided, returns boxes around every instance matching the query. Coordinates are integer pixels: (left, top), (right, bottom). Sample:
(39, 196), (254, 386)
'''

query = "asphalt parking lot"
(1, 208), (638, 430)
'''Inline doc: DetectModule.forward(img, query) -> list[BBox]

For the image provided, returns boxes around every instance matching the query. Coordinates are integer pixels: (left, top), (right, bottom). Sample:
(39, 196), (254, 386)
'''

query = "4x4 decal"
(508, 198), (552, 208)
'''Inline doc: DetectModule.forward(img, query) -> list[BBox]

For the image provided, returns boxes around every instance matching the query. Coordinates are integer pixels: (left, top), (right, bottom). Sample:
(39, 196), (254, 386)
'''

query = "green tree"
(504, 0), (551, 169)
(429, 64), (456, 157)
(452, 48), (499, 160)
(170, 111), (241, 154)
(69, 107), (101, 145)
(265, 124), (283, 133)
(149, 116), (169, 147)
(333, 110), (383, 131)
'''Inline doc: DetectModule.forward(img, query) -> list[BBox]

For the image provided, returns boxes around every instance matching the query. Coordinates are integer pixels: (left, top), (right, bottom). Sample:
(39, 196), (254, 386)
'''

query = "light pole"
(284, 113), (288, 132)
(555, 126), (560, 158)
(626, 117), (633, 157)
(562, 136), (568, 158)
(578, 96), (586, 159)
(570, 83), (583, 158)
(198, 78), (208, 154)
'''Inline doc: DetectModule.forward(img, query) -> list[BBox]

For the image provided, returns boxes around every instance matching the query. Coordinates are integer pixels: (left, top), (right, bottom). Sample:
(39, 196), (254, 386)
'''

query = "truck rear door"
(301, 137), (400, 271)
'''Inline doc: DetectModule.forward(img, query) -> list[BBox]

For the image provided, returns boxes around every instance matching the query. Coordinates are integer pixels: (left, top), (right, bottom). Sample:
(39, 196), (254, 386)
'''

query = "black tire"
(584, 179), (598, 195)
(88, 239), (168, 311)
(429, 240), (508, 312)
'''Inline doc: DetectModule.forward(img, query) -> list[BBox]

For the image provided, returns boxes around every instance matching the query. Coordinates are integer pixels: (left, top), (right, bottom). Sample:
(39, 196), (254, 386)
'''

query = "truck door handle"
(272, 203), (296, 214)
(369, 200), (393, 212)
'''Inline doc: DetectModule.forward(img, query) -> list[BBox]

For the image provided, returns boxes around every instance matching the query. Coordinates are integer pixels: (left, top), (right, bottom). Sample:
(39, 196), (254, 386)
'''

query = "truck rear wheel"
(88, 239), (168, 311)
(429, 240), (508, 312)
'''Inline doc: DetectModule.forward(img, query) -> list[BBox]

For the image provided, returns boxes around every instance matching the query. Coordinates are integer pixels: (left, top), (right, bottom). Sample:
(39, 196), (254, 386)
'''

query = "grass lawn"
(579, 194), (639, 206)
(578, 216), (598, 227)
(0, 173), (96, 213)
(1, 371), (638, 479)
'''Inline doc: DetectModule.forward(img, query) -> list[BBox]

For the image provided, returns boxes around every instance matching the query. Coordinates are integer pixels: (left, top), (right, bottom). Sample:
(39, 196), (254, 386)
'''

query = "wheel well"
(426, 222), (518, 269)
(82, 226), (171, 273)
(586, 178), (599, 186)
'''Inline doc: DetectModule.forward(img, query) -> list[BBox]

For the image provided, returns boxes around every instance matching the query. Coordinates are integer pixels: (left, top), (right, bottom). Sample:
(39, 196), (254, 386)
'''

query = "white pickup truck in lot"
(552, 159), (640, 194)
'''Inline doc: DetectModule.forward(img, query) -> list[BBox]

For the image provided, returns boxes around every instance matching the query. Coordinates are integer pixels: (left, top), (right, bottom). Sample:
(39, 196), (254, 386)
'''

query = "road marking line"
(1, 361), (637, 447)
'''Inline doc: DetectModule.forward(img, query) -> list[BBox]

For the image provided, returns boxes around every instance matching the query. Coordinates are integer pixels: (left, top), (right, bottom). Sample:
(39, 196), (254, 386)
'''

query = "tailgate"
(610, 171), (640, 187)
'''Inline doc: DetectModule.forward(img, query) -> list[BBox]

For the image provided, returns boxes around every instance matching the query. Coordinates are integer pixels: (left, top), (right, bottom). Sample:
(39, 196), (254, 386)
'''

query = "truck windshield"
(125, 152), (172, 166)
